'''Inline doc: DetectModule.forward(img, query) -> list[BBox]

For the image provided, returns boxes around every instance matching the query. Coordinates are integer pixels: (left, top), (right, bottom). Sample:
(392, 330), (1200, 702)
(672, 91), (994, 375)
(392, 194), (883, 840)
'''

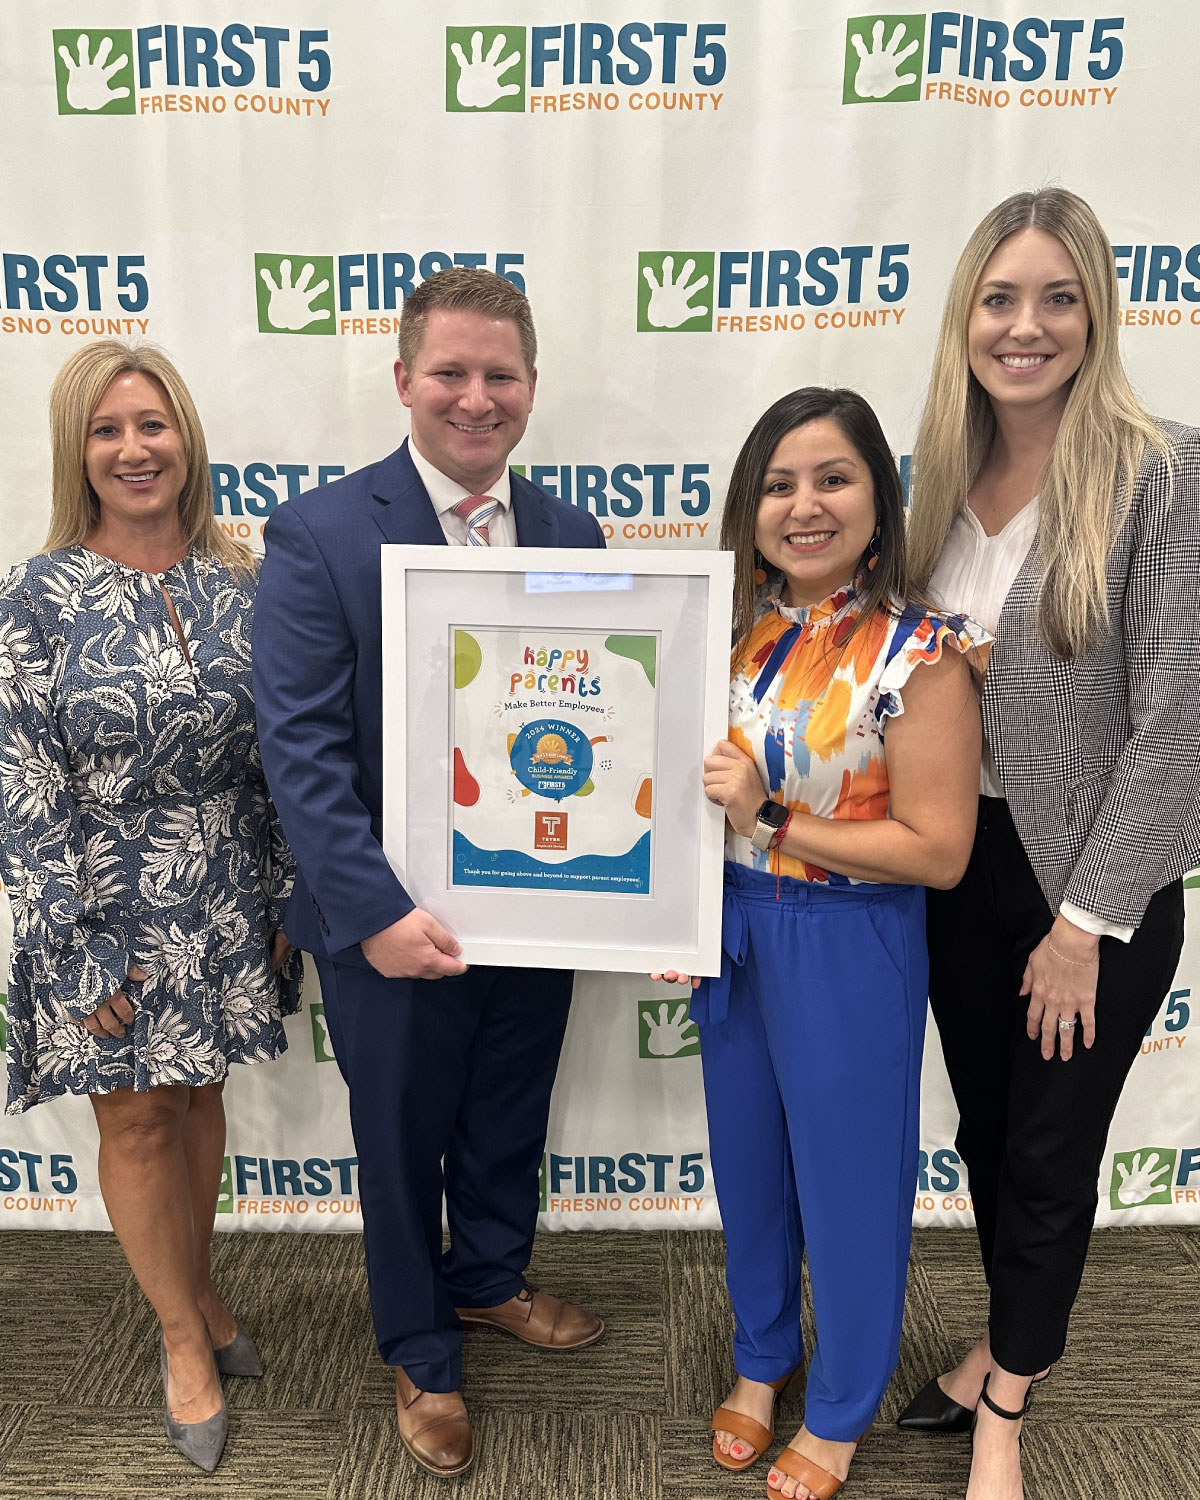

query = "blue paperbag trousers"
(693, 863), (928, 1441)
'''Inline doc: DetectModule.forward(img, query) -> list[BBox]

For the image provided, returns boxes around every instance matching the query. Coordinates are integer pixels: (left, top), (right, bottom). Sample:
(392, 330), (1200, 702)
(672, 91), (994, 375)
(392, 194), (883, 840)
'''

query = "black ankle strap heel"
(978, 1372), (1032, 1422)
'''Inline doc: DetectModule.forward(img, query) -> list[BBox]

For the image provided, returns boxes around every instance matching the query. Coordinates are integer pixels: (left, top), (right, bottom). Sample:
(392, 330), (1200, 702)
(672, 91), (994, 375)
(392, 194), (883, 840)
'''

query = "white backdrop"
(2, 2), (1198, 1236)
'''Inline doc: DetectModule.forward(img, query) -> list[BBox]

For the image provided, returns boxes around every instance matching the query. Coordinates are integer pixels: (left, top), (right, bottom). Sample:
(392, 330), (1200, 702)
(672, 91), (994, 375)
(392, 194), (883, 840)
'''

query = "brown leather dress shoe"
(395, 1367), (473, 1478)
(455, 1285), (604, 1349)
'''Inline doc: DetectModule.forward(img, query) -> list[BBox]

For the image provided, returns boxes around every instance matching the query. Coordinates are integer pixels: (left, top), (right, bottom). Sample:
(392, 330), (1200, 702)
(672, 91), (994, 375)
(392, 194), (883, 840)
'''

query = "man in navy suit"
(253, 268), (605, 1480)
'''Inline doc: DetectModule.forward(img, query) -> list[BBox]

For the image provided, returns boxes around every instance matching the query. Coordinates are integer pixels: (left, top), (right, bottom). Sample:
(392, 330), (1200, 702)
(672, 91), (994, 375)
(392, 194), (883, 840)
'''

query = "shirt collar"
(407, 437), (512, 517)
(763, 576), (861, 630)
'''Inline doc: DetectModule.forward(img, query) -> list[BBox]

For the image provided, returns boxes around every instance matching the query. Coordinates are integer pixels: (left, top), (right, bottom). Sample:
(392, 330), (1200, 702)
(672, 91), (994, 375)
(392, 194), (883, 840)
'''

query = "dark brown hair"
(721, 387), (916, 655)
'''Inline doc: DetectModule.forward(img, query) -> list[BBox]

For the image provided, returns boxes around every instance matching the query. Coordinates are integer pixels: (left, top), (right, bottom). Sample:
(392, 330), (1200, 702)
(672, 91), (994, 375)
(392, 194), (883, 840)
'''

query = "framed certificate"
(381, 547), (732, 975)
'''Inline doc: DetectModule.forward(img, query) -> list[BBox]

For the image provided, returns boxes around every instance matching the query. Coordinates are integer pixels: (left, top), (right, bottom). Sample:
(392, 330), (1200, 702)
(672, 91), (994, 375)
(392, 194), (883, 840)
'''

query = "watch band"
(750, 799), (788, 851)
(750, 820), (775, 852)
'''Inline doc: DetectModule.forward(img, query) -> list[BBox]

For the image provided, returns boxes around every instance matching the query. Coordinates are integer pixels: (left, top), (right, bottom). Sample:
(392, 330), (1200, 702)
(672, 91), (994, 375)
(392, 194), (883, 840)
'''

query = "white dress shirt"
(929, 499), (1132, 942)
(408, 438), (518, 548)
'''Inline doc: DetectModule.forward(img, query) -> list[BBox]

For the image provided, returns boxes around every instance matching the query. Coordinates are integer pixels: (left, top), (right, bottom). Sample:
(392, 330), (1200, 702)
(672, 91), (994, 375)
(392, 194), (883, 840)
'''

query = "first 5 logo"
(842, 12), (1126, 105)
(53, 24), (332, 115)
(638, 997), (699, 1058)
(445, 22), (728, 112)
(253, 250), (526, 334)
(447, 27), (526, 112)
(54, 30), (135, 114)
(1109, 1147), (1177, 1210)
(636, 245), (909, 331)
(310, 1002), (335, 1063)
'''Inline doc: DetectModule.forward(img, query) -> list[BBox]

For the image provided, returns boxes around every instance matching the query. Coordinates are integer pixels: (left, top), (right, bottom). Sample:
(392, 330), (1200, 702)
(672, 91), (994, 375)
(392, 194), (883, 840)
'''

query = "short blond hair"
(397, 266), (536, 376)
(43, 340), (252, 574)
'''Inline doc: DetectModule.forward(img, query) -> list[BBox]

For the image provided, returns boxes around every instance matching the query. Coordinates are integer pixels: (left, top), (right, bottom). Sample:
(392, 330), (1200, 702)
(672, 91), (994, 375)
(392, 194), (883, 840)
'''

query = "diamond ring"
(1057, 1019), (1077, 1031)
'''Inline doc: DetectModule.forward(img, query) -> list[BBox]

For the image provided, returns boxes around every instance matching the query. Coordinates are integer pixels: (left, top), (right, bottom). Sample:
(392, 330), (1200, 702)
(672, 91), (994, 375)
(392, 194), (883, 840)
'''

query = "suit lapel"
(370, 451), (553, 547)
(983, 527), (1044, 723)
(371, 440), (447, 546)
(512, 473), (556, 547)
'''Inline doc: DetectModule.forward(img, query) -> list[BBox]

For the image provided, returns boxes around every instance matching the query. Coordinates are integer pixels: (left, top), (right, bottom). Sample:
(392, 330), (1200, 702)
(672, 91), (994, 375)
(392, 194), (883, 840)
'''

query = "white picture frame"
(381, 547), (733, 975)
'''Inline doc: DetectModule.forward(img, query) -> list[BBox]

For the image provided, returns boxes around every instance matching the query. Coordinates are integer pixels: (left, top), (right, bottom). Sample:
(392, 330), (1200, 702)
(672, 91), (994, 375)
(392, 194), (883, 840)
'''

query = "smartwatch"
(750, 799), (789, 852)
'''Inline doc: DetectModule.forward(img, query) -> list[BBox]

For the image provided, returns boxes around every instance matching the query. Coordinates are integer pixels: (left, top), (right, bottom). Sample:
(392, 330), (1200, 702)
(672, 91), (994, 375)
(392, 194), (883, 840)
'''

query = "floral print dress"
(0, 546), (301, 1114)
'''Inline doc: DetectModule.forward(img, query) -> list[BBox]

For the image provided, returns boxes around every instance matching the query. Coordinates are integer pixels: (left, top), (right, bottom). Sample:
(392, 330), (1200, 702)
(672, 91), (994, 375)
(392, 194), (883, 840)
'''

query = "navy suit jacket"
(253, 439), (605, 966)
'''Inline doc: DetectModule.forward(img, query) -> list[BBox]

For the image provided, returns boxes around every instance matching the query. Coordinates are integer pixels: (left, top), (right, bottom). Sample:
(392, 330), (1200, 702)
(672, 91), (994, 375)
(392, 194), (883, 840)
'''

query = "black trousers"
(926, 797), (1184, 1375)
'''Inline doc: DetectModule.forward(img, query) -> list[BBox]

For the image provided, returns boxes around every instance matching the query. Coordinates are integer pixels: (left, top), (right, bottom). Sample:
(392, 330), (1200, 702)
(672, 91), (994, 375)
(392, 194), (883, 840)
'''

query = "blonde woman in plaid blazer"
(896, 188), (1200, 1500)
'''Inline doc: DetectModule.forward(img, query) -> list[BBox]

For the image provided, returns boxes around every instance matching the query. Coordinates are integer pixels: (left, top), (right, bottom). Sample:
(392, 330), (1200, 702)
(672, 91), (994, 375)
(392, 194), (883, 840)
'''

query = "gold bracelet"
(1047, 939), (1097, 967)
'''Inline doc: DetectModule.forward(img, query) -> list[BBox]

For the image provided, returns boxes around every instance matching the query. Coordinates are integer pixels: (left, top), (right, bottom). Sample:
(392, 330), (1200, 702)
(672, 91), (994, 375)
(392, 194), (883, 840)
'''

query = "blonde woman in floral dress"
(0, 341), (301, 1472)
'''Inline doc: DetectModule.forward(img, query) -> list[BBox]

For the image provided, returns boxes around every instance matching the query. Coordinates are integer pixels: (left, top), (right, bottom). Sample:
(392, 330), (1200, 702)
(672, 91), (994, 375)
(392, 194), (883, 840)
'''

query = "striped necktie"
(453, 495), (499, 546)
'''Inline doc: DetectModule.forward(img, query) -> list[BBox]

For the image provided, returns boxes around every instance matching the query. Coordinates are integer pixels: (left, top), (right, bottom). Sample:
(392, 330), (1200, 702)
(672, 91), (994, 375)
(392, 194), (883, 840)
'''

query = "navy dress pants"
(315, 956), (573, 1390)
(927, 797), (1184, 1375)
(693, 863), (928, 1442)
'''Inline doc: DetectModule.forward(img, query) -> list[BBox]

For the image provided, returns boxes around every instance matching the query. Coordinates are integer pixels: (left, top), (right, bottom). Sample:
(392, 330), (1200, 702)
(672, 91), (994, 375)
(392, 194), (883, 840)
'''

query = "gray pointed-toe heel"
(160, 1338), (228, 1472)
(213, 1327), (264, 1378)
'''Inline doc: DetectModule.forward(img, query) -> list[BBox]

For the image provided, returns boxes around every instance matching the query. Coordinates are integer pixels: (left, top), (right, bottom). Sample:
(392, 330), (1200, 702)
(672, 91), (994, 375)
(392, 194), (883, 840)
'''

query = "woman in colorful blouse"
(663, 386), (982, 1500)
(0, 341), (302, 1472)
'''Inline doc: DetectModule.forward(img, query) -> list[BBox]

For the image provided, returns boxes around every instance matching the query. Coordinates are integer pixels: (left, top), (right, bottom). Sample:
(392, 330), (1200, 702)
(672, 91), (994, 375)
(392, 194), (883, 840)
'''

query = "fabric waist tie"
(693, 861), (916, 1026)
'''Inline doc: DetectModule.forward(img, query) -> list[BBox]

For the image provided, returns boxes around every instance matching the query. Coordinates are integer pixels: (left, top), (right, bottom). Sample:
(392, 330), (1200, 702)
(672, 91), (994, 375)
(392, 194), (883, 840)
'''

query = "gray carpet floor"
(1, 1225), (1197, 1498)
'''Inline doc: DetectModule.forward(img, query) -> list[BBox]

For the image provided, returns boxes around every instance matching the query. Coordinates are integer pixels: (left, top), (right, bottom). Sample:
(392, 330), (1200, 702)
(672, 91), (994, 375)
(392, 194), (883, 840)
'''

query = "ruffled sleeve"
(0, 580), (131, 1021)
(874, 607), (990, 726)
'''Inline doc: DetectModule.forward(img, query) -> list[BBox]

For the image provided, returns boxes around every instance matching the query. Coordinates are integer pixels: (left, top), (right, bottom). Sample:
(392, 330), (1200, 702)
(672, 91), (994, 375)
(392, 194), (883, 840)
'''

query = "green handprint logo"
(637, 253), (715, 333)
(310, 1003), (335, 1063)
(1109, 1148), (1177, 1210)
(638, 998), (700, 1058)
(446, 27), (526, 112)
(216, 1155), (234, 1214)
(843, 15), (926, 104)
(54, 30), (136, 116)
(255, 254), (336, 335)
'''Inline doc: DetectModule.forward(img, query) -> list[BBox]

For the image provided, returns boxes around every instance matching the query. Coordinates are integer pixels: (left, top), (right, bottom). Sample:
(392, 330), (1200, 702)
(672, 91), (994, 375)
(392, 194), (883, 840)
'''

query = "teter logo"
(638, 998), (700, 1059)
(255, 254), (335, 334)
(446, 27), (526, 112)
(54, 30), (136, 114)
(843, 15), (925, 103)
(637, 252), (714, 332)
(310, 1003), (335, 1063)
(534, 811), (568, 850)
(1109, 1147), (1177, 1210)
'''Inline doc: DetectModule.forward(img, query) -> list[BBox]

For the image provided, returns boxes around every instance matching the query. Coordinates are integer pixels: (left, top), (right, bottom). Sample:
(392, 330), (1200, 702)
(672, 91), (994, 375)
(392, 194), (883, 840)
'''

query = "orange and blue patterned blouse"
(726, 582), (985, 885)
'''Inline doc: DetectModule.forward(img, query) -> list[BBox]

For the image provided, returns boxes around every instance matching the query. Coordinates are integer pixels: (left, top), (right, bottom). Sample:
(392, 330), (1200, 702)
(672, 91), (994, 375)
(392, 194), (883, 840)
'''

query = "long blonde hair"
(907, 188), (1169, 657)
(43, 340), (253, 575)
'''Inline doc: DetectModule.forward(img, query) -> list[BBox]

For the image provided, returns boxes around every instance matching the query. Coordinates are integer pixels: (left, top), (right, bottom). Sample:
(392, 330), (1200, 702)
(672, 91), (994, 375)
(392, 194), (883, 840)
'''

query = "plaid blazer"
(982, 420), (1200, 927)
